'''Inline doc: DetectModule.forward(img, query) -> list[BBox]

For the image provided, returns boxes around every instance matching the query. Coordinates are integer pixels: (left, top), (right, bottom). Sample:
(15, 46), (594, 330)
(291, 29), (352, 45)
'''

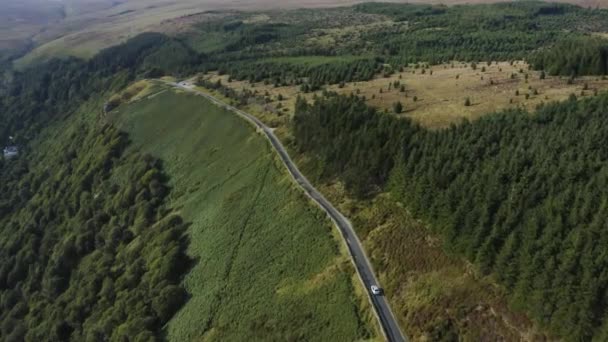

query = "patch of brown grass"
(350, 194), (549, 341)
(277, 257), (343, 296)
(107, 80), (154, 108)
(281, 161), (551, 341)
(205, 61), (608, 129)
(337, 61), (608, 129)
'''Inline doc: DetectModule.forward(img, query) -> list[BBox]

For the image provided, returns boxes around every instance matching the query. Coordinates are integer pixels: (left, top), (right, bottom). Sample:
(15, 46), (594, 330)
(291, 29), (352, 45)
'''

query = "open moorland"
(203, 60), (608, 129)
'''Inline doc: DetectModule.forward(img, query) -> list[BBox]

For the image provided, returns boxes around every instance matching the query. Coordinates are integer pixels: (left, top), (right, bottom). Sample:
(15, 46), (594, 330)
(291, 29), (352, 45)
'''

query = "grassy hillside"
(109, 84), (377, 341)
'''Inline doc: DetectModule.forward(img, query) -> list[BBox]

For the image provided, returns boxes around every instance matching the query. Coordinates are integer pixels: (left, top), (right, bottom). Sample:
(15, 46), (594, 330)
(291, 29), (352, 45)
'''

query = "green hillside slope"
(109, 84), (376, 341)
(0, 94), (191, 341)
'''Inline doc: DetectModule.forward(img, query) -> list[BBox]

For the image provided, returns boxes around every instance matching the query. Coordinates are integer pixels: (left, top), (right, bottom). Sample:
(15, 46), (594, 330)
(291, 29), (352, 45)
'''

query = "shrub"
(393, 101), (403, 113)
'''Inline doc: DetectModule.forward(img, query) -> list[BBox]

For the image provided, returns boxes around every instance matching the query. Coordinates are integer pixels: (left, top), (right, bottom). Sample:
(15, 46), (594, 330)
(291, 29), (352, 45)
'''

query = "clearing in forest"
(204, 61), (608, 129)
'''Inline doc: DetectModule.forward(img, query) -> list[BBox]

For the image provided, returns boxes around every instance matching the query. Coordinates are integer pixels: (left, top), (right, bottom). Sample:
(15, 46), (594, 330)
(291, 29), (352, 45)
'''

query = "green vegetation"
(0, 29), (375, 341)
(0, 96), (190, 341)
(293, 94), (416, 196)
(292, 91), (608, 340)
(0, 32), (202, 341)
(355, 2), (608, 63)
(393, 101), (403, 113)
(349, 195), (539, 340)
(263, 55), (366, 66)
(217, 58), (379, 91)
(530, 36), (608, 76)
(390, 96), (608, 341)
(5, 1), (608, 340)
(0, 32), (203, 146)
(163, 2), (608, 90)
(111, 87), (375, 341)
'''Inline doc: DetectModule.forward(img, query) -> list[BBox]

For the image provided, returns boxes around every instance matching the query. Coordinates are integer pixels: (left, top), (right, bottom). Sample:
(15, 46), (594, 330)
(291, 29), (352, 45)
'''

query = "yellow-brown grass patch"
(203, 61), (608, 129)
(107, 79), (155, 108)
(338, 61), (608, 129)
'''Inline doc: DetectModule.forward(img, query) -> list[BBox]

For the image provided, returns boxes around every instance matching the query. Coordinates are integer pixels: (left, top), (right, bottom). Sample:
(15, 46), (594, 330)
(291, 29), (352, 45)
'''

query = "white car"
(370, 285), (383, 295)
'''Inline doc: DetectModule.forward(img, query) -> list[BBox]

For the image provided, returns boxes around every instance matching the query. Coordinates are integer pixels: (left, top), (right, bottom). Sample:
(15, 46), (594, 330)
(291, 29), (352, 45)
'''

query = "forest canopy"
(0, 33), (196, 341)
(0, 121), (191, 341)
(529, 36), (608, 76)
(293, 92), (608, 340)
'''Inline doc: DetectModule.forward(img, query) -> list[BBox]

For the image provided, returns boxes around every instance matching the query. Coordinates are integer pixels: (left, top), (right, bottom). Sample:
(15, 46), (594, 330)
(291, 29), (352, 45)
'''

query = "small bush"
(393, 101), (403, 114)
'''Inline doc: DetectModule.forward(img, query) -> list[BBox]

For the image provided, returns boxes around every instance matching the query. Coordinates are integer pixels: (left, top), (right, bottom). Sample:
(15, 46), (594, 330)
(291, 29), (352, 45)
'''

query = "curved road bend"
(171, 81), (407, 342)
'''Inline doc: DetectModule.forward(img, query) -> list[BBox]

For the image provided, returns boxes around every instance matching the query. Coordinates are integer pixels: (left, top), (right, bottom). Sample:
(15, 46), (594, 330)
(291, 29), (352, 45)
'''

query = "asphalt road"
(172, 81), (407, 342)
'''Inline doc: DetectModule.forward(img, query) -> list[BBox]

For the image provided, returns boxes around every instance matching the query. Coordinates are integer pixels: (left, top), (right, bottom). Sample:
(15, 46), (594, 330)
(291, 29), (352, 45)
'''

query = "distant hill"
(6, 0), (608, 67)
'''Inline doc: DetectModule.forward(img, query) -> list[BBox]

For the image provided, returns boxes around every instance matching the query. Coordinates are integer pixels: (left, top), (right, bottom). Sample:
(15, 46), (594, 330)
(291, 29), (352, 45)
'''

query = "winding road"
(171, 80), (407, 342)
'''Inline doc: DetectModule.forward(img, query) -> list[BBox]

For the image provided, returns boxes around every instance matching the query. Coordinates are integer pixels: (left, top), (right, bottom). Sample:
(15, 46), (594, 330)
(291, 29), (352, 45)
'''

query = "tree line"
(173, 2), (608, 87)
(0, 121), (191, 341)
(216, 58), (380, 90)
(354, 2), (608, 64)
(529, 36), (608, 76)
(0, 33), (203, 146)
(293, 91), (608, 340)
(0, 32), (199, 341)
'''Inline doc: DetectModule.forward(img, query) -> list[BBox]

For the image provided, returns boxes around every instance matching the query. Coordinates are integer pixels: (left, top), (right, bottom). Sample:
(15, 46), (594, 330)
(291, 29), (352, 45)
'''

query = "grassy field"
(0, 0), (64, 61)
(204, 60), (608, 129)
(334, 61), (608, 129)
(109, 84), (378, 341)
